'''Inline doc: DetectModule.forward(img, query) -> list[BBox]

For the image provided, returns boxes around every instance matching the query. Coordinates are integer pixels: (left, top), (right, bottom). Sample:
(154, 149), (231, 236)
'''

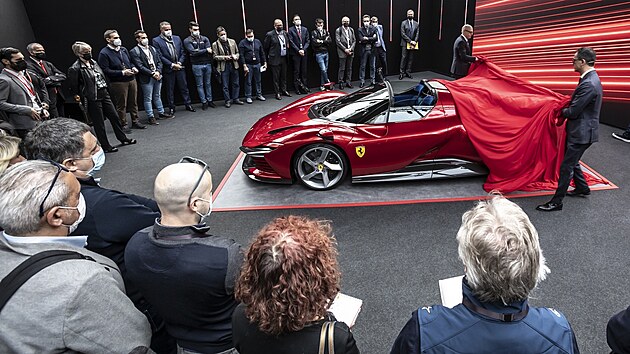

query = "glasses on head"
(39, 160), (70, 218)
(178, 156), (209, 205)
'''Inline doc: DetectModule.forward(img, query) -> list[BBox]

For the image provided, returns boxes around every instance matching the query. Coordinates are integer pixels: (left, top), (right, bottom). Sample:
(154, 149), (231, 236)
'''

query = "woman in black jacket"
(67, 41), (135, 153)
(233, 216), (360, 354)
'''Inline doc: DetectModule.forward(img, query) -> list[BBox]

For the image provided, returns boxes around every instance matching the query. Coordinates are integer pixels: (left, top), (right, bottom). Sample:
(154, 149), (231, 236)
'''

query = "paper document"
(438, 275), (464, 308)
(328, 293), (363, 327)
(406, 42), (419, 50)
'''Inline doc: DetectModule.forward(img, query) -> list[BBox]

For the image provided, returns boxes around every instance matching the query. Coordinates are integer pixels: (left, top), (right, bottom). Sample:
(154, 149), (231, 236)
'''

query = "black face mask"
(275, 26), (283, 32)
(11, 60), (27, 72)
(343, 23), (349, 27)
(407, 16), (414, 20)
(34, 52), (46, 60)
(81, 53), (92, 61)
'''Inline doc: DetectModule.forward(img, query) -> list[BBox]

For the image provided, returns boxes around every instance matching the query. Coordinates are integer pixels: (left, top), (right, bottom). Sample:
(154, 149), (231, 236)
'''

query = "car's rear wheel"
(294, 144), (348, 190)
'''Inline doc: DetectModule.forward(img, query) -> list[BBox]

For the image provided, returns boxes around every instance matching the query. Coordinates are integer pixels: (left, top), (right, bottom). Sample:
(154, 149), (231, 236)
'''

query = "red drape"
(437, 59), (602, 193)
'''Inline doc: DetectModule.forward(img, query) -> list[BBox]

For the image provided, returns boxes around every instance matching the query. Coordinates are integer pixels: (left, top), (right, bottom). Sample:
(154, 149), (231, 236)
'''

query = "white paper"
(328, 292), (363, 327)
(438, 275), (464, 308)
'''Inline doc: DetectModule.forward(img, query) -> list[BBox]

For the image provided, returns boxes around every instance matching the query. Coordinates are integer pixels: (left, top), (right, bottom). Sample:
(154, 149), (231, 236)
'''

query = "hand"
(172, 63), (182, 70)
(299, 50), (305, 56)
(73, 95), (81, 102)
(243, 64), (249, 73)
(30, 108), (41, 120)
(206, 47), (213, 54)
(152, 71), (161, 80)
(232, 54), (238, 61)
(42, 103), (49, 110)
(42, 109), (50, 118)
(345, 49), (351, 55)
(123, 69), (134, 76)
(132, 67), (139, 74)
(262, 64), (267, 71)
(410, 41), (416, 46)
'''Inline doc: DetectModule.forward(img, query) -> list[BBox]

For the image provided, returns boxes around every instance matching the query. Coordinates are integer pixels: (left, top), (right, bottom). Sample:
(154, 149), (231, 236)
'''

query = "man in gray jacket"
(0, 160), (152, 353)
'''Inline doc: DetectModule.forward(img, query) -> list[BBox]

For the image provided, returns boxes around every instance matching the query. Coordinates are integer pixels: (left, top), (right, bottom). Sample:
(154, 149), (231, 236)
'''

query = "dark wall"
(0, 0), (36, 51)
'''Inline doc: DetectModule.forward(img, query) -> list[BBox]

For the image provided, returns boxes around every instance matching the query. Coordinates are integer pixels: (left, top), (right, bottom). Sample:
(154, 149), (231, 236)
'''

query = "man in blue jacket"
(184, 21), (216, 110)
(288, 14), (310, 94)
(153, 21), (195, 115)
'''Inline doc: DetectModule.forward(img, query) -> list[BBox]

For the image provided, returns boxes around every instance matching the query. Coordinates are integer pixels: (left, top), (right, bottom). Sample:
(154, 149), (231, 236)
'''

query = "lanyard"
(5, 70), (36, 97)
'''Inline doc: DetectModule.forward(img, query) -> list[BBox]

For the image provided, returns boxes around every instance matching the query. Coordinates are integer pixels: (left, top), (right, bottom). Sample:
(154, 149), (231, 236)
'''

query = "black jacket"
(608, 305), (630, 354)
(130, 45), (163, 85)
(450, 35), (476, 77)
(26, 57), (67, 100)
(561, 70), (602, 144)
(264, 30), (290, 66)
(67, 59), (108, 102)
(357, 25), (378, 54)
(311, 28), (332, 54)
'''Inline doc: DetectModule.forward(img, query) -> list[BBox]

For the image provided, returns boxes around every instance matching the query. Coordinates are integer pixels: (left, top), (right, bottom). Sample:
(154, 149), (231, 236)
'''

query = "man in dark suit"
(0, 47), (49, 138)
(152, 21), (195, 115)
(371, 16), (387, 83)
(288, 14), (310, 94)
(399, 9), (419, 80)
(335, 16), (356, 90)
(358, 14), (377, 87)
(130, 30), (174, 125)
(264, 19), (292, 100)
(25, 43), (66, 117)
(450, 24), (477, 79)
(537, 47), (602, 212)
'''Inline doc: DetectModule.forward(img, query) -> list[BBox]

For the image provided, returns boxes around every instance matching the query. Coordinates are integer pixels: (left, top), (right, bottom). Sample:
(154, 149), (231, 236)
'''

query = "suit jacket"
(450, 35), (476, 76)
(374, 24), (387, 51)
(130, 45), (163, 84)
(152, 35), (186, 73)
(335, 26), (356, 58)
(264, 30), (290, 66)
(0, 70), (41, 130)
(400, 19), (420, 46)
(562, 70), (602, 144)
(212, 38), (240, 72)
(357, 25), (378, 54)
(26, 58), (67, 101)
(311, 28), (332, 53)
(288, 25), (310, 54)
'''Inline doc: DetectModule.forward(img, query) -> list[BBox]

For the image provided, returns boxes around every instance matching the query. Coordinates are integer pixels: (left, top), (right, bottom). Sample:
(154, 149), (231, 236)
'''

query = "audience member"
(130, 29), (174, 125)
(264, 19), (292, 100)
(399, 9), (419, 80)
(98, 30), (145, 132)
(0, 133), (24, 175)
(0, 160), (152, 353)
(126, 158), (243, 354)
(390, 194), (579, 354)
(608, 306), (630, 353)
(335, 16), (356, 90)
(357, 14), (377, 87)
(537, 47), (602, 212)
(238, 29), (267, 104)
(153, 21), (195, 114)
(184, 21), (216, 110)
(450, 24), (477, 79)
(0, 47), (49, 139)
(612, 123), (630, 143)
(371, 16), (387, 82)
(25, 42), (66, 117)
(233, 215), (360, 354)
(213, 26), (242, 108)
(311, 18), (332, 91)
(288, 14), (311, 94)
(67, 41), (135, 153)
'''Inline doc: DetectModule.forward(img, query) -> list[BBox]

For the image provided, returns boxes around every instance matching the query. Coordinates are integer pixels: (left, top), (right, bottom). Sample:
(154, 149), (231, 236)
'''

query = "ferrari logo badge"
(355, 146), (366, 158)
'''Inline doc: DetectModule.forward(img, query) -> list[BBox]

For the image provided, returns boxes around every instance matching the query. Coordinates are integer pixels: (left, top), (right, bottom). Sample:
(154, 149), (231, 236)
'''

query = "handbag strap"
(318, 321), (337, 354)
(0, 250), (96, 313)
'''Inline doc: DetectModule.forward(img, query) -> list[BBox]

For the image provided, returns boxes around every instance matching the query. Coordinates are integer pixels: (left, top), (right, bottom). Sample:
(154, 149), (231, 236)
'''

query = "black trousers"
(400, 47), (415, 74)
(47, 88), (65, 118)
(375, 46), (388, 81)
(291, 54), (308, 91)
(86, 90), (128, 149)
(550, 141), (591, 204)
(271, 57), (288, 94)
(338, 55), (353, 83)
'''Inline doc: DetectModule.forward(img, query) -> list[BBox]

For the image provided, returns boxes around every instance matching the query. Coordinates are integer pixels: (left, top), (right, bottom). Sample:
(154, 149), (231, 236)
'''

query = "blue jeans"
(191, 63), (213, 103)
(221, 63), (240, 102)
(140, 78), (165, 118)
(360, 51), (376, 83)
(315, 52), (330, 85)
(244, 63), (262, 98)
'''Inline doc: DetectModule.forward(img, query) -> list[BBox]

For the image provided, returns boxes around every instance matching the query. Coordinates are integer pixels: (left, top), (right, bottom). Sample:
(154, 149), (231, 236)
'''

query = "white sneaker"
(612, 132), (630, 143)
(246, 97), (253, 104)
(256, 95), (266, 101)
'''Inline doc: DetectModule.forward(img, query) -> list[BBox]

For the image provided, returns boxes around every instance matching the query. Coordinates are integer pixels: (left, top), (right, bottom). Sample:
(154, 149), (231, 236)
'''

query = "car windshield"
(314, 84), (389, 123)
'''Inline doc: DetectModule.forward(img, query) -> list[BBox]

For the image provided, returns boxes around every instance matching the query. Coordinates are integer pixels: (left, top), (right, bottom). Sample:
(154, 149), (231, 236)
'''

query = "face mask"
(275, 26), (283, 32)
(247, 37), (254, 42)
(60, 193), (86, 234)
(317, 26), (323, 31)
(363, 21), (370, 27)
(220, 34), (227, 41)
(194, 197), (212, 223)
(11, 60), (28, 72)
(140, 38), (149, 46)
(82, 53), (92, 60)
(87, 148), (106, 176)
(372, 22), (378, 26)
(343, 22), (349, 27)
(112, 38), (122, 47)
(192, 30), (200, 37)
(164, 30), (172, 37)
(34, 52), (46, 60)
(408, 16), (414, 20)
(294, 20), (301, 26)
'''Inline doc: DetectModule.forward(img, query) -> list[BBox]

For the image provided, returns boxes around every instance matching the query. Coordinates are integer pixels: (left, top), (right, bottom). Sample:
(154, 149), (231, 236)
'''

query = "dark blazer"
(130, 45), (163, 84)
(450, 35), (476, 76)
(67, 59), (108, 102)
(26, 57), (67, 100)
(608, 305), (630, 354)
(264, 30), (290, 66)
(97, 46), (136, 82)
(561, 70), (602, 144)
(152, 35), (186, 73)
(0, 70), (42, 130)
(400, 19), (419, 46)
(311, 28), (332, 53)
(357, 25), (378, 54)
(288, 25), (310, 54)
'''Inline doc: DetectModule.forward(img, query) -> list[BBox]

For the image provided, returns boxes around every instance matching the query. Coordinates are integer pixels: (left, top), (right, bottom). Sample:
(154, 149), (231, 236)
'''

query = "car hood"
(242, 91), (345, 147)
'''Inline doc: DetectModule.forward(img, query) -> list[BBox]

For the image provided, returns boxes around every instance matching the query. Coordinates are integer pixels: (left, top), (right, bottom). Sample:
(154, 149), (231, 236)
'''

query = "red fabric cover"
(437, 58), (603, 193)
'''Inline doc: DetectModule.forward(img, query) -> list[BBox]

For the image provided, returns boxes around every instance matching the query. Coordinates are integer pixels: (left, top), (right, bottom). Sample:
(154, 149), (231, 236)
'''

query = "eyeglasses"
(572, 58), (582, 63)
(464, 30), (473, 34)
(39, 160), (70, 217)
(178, 156), (209, 205)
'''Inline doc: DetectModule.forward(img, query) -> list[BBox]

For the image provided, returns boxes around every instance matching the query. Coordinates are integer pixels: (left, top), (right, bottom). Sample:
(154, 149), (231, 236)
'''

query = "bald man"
(125, 160), (242, 354)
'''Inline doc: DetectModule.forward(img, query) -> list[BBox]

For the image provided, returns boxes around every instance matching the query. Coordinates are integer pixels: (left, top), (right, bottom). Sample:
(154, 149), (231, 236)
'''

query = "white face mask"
(59, 193), (86, 234)
(164, 30), (173, 37)
(140, 38), (149, 46)
(363, 21), (370, 27)
(87, 148), (106, 176)
(220, 34), (227, 41)
(112, 38), (122, 47)
(317, 26), (324, 31)
(192, 30), (200, 37)
(193, 197), (212, 223)
(294, 20), (302, 26)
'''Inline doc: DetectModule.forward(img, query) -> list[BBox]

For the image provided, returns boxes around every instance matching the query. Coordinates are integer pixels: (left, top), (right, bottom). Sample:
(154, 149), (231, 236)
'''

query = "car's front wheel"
(294, 144), (348, 190)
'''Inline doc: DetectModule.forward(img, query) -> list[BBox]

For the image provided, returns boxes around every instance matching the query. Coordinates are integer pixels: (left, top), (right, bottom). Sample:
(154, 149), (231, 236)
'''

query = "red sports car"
(240, 80), (488, 190)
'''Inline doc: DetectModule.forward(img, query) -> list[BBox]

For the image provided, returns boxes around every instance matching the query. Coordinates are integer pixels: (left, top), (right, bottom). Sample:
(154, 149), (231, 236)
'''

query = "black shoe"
(132, 122), (147, 129)
(282, 91), (292, 97)
(338, 82), (344, 90)
(169, 108), (175, 115)
(405, 73), (413, 79)
(233, 99), (245, 105)
(359, 82), (365, 88)
(225, 101), (232, 108)
(612, 132), (630, 143)
(122, 125), (132, 134)
(208, 101), (216, 108)
(371, 80), (376, 85)
(295, 89), (303, 95)
(399, 73), (404, 80)
(185, 104), (196, 112)
(202, 102), (208, 110)
(148, 118), (159, 125)
(275, 93), (282, 100)
(158, 112), (174, 120)
(103, 146), (119, 153)
(536, 202), (563, 212)
(345, 82), (353, 88)
(301, 85), (311, 93)
(566, 189), (591, 197)
(120, 138), (137, 146)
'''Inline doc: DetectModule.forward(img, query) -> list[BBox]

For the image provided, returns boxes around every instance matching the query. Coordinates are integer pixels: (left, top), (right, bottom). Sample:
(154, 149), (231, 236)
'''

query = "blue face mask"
(87, 148), (105, 176)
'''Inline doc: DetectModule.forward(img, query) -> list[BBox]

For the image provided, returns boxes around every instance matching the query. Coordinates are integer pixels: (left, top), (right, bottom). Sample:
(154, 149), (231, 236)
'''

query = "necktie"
(39, 61), (48, 75)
